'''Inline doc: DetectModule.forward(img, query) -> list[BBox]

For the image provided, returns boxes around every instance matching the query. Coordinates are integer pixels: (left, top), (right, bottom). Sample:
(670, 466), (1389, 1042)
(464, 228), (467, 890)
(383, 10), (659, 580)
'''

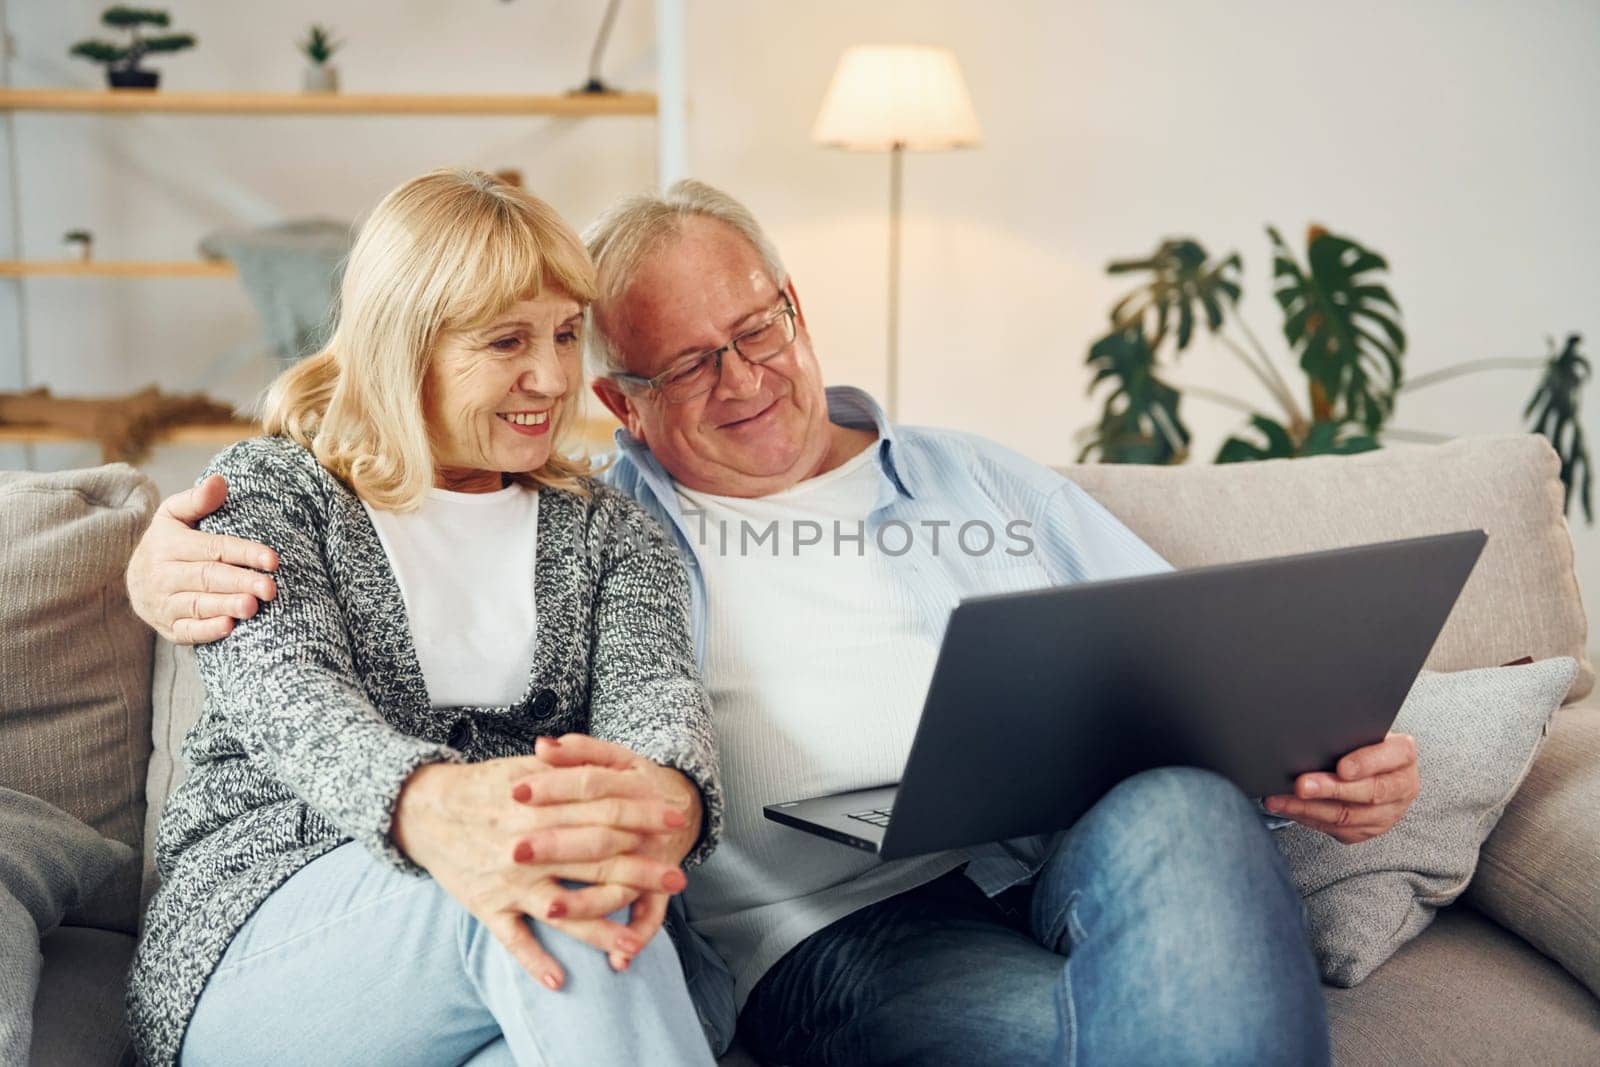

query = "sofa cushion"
(1466, 700), (1600, 1000)
(31, 926), (136, 1067)
(1276, 658), (1575, 986)
(1063, 435), (1592, 704)
(0, 787), (139, 934)
(0, 465), (158, 934)
(0, 787), (137, 1062)
(141, 640), (206, 912)
(1324, 906), (1600, 1065)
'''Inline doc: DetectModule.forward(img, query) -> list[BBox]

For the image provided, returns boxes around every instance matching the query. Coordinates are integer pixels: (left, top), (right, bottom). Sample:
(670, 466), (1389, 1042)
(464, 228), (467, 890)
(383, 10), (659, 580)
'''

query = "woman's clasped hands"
(393, 734), (703, 991)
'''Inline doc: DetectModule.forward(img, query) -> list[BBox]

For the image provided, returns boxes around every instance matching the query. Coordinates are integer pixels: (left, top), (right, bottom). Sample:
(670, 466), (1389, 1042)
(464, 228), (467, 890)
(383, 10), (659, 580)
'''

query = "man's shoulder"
(590, 450), (634, 492)
(893, 423), (1065, 495)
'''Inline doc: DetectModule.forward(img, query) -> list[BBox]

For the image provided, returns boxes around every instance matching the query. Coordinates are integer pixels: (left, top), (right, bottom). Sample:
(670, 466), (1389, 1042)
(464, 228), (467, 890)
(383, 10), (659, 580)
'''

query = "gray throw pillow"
(1275, 657), (1578, 987)
(0, 787), (136, 1063)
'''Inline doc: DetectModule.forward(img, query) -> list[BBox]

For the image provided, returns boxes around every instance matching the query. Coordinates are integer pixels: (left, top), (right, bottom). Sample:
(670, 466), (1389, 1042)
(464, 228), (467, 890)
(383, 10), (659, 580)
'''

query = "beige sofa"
(3, 434), (1597, 1065)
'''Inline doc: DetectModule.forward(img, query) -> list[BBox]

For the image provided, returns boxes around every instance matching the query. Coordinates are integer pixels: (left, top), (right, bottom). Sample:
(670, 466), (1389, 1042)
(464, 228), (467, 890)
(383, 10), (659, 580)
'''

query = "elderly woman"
(126, 170), (721, 1066)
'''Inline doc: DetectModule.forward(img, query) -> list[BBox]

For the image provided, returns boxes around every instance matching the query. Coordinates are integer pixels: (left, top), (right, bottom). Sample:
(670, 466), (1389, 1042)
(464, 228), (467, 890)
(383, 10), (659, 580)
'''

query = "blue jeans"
(182, 843), (714, 1066)
(738, 767), (1330, 1066)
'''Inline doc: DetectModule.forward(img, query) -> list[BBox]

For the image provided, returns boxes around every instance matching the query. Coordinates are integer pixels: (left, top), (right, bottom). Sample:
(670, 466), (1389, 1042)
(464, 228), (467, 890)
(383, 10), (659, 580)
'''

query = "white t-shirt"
(674, 447), (945, 971)
(362, 484), (540, 708)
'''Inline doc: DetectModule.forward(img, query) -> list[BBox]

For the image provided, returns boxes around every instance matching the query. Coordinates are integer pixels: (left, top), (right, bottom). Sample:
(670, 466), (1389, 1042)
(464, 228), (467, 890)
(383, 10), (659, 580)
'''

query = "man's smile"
(715, 397), (781, 430)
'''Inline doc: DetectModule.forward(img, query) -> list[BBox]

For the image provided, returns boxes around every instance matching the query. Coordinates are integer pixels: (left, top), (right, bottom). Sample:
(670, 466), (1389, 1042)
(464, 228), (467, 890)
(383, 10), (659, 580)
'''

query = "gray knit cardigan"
(126, 435), (722, 1065)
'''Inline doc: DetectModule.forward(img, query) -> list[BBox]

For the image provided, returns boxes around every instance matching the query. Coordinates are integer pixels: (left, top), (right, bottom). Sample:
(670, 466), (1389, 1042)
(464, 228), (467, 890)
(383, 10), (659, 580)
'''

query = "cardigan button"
(447, 718), (472, 749)
(531, 689), (558, 719)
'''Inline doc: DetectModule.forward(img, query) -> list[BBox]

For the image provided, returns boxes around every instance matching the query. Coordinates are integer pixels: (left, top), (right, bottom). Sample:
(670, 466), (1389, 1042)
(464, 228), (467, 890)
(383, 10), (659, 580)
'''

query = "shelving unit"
(0, 84), (662, 284)
(0, 0), (688, 468)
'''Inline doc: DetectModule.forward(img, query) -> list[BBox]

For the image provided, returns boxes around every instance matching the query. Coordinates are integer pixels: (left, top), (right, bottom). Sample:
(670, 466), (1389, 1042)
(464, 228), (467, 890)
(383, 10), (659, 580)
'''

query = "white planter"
(302, 65), (339, 93)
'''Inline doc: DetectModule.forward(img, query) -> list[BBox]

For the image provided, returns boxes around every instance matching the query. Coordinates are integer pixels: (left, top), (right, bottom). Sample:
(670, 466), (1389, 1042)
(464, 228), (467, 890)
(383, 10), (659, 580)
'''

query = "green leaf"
(1105, 239), (1242, 356)
(1255, 414), (1295, 455)
(69, 40), (128, 64)
(1524, 334), (1593, 523)
(301, 24), (341, 64)
(1269, 224), (1406, 430)
(1301, 422), (1381, 456)
(103, 7), (170, 29)
(143, 34), (196, 54)
(1216, 415), (1378, 464)
(1216, 436), (1272, 463)
(1216, 415), (1295, 462)
(1080, 325), (1191, 465)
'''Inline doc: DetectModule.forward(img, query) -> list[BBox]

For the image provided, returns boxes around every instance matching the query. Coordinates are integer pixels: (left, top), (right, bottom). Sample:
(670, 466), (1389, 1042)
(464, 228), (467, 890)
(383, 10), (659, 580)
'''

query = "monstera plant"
(1080, 226), (1593, 523)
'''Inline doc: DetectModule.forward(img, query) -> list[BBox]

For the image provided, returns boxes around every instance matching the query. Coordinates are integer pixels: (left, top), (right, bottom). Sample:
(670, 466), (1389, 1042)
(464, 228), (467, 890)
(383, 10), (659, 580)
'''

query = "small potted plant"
(299, 25), (342, 93)
(63, 230), (94, 263)
(69, 6), (196, 89)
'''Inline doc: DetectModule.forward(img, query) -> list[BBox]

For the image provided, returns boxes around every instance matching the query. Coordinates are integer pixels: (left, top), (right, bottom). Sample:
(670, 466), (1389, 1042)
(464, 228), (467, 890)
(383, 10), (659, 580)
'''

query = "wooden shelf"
(0, 260), (236, 278)
(0, 420), (258, 448)
(0, 88), (657, 117)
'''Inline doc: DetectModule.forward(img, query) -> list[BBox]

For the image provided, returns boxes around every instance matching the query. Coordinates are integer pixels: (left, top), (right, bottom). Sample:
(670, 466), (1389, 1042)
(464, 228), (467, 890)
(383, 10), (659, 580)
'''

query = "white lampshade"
(812, 45), (982, 152)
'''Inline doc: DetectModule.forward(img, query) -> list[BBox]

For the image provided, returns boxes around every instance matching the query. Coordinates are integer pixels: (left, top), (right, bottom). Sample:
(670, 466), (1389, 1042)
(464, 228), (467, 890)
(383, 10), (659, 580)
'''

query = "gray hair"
(582, 179), (789, 377)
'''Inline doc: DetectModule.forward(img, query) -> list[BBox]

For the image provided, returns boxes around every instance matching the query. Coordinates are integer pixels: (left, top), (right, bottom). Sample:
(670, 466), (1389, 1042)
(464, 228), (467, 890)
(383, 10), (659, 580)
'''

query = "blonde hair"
(582, 178), (788, 376)
(264, 168), (598, 510)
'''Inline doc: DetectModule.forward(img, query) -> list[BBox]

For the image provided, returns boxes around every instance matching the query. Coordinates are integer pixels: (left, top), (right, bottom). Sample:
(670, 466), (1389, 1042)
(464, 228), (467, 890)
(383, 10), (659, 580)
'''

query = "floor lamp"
(812, 45), (982, 421)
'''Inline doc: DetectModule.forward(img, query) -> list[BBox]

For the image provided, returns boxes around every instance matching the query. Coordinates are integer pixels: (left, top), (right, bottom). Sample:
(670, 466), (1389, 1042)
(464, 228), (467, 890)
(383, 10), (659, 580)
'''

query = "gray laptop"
(764, 530), (1486, 860)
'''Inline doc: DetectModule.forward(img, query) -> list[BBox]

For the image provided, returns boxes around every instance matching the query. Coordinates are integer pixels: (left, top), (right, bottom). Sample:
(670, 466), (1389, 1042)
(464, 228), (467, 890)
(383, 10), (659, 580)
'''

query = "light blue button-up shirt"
(600, 385), (1176, 895)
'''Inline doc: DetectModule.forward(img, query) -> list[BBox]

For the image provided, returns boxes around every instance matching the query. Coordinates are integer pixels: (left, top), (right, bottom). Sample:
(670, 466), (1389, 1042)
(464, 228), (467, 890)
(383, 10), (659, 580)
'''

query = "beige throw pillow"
(0, 465), (158, 935)
(1275, 658), (1577, 986)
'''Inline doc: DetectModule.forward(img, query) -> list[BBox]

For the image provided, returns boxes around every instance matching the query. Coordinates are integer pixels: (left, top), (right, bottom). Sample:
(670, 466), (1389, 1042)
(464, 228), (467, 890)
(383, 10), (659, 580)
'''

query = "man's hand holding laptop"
(1266, 731), (1421, 844)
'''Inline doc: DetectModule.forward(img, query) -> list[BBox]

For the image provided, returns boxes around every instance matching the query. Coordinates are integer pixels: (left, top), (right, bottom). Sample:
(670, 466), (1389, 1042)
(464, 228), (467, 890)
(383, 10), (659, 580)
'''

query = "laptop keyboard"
(846, 807), (894, 827)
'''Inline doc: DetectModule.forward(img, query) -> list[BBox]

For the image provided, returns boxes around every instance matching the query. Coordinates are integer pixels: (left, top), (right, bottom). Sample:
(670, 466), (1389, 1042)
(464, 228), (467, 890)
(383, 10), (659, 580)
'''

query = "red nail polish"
(547, 900), (566, 919)
(512, 782), (532, 803)
(661, 869), (687, 892)
(513, 840), (534, 864)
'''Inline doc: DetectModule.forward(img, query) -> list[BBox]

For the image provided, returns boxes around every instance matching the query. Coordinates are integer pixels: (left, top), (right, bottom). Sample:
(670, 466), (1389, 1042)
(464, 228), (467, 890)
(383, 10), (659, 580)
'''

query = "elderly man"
(128, 180), (1421, 1066)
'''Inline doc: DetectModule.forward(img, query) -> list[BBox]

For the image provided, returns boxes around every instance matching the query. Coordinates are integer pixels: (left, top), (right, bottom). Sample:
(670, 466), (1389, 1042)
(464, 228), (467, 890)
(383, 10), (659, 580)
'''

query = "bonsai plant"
(62, 230), (94, 263)
(298, 24), (342, 93)
(1079, 226), (1592, 523)
(69, 6), (196, 89)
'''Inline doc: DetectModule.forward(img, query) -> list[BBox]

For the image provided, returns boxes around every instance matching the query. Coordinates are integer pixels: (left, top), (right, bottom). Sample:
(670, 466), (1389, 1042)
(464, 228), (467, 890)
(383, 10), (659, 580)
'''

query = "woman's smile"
(496, 409), (553, 436)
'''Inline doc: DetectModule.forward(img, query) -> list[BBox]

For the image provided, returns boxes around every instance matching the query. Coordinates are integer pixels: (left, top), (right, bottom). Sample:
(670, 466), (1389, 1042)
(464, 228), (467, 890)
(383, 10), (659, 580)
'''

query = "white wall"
(4, 0), (1597, 647)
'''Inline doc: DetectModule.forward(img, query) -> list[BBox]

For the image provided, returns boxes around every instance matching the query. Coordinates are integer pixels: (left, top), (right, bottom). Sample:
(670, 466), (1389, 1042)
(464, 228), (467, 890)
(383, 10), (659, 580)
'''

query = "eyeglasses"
(612, 294), (798, 404)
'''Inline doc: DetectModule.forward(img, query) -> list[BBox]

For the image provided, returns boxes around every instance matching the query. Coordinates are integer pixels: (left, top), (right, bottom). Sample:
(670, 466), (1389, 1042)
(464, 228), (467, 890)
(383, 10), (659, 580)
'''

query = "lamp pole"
(812, 45), (981, 422)
(887, 141), (904, 422)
